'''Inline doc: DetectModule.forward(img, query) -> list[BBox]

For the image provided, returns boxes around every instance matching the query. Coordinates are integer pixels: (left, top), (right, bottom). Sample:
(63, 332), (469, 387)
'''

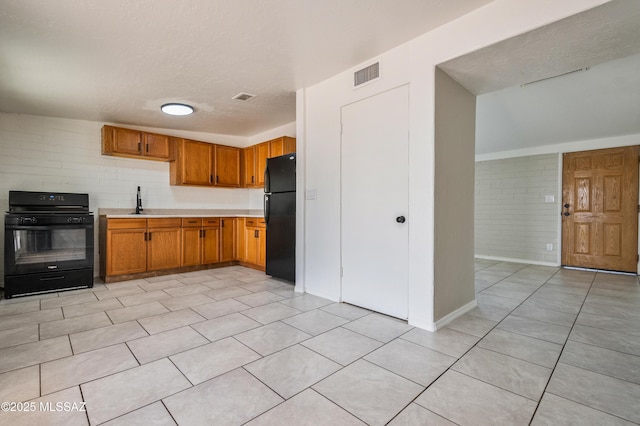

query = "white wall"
(0, 113), (258, 280)
(248, 121), (296, 146)
(434, 68), (476, 323)
(298, 0), (608, 330)
(475, 154), (559, 265)
(474, 132), (640, 269)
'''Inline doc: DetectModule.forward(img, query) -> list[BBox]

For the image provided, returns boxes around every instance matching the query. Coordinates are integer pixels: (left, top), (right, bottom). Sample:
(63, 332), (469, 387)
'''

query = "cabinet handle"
(210, 175), (213, 184)
(202, 229), (206, 238)
(138, 142), (141, 152)
(221, 220), (224, 228)
(144, 232), (147, 241)
(147, 232), (152, 241)
(254, 229), (258, 238)
(251, 176), (254, 184)
(216, 175), (219, 183)
(146, 144), (149, 153)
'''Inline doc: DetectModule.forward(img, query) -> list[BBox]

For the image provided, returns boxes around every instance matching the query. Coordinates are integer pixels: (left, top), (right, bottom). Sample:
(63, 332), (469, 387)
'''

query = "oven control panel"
(67, 217), (86, 224)
(20, 216), (38, 224)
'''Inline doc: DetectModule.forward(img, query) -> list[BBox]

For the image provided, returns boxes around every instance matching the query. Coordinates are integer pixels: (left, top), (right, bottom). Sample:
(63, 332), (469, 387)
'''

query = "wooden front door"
(562, 146), (639, 272)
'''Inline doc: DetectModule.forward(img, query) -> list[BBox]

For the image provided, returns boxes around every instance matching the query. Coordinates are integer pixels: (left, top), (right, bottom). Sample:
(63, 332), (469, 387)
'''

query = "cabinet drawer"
(181, 218), (203, 227)
(203, 217), (220, 227)
(148, 218), (182, 228)
(107, 218), (147, 230)
(245, 217), (266, 228)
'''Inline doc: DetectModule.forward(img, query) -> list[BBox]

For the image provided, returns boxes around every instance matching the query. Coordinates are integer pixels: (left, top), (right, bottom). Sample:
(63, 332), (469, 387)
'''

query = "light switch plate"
(306, 189), (317, 200)
(544, 195), (555, 203)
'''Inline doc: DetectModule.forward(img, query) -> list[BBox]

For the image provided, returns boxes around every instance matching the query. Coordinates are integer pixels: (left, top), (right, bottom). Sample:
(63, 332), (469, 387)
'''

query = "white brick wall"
(0, 113), (259, 281)
(475, 154), (559, 264)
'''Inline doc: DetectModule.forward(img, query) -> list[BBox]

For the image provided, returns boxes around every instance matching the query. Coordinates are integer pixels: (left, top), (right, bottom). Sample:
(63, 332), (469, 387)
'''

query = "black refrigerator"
(264, 153), (296, 282)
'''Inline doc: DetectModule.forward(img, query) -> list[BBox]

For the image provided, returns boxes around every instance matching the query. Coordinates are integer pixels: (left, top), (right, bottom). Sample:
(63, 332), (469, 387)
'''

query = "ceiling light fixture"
(161, 103), (194, 116)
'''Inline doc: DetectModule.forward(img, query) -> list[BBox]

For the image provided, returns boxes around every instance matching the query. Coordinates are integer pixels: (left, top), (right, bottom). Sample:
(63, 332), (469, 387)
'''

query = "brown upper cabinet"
(255, 142), (270, 188)
(243, 146), (256, 187)
(214, 145), (241, 187)
(243, 137), (296, 188)
(102, 125), (170, 161)
(102, 125), (292, 190)
(170, 138), (240, 188)
(170, 138), (214, 186)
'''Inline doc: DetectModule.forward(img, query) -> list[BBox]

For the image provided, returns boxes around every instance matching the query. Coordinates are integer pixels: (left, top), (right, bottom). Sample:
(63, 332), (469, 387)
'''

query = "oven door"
(4, 215), (94, 276)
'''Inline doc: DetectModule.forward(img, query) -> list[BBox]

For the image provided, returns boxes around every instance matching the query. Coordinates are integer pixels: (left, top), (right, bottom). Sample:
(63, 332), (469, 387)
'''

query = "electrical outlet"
(546, 243), (553, 251)
(544, 195), (555, 203)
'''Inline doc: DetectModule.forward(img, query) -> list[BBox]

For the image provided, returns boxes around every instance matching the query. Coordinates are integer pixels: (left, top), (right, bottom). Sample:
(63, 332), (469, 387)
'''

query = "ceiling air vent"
(354, 62), (380, 87)
(232, 92), (256, 101)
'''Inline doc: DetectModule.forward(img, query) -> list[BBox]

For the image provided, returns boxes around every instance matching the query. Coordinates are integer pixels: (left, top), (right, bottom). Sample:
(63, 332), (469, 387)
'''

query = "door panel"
(183, 140), (212, 185)
(562, 146), (638, 272)
(147, 228), (181, 271)
(341, 85), (409, 319)
(265, 192), (296, 282)
(202, 227), (220, 264)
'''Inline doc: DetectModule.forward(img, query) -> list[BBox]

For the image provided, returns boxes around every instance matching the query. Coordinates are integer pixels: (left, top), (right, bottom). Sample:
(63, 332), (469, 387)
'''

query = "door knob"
(396, 216), (406, 223)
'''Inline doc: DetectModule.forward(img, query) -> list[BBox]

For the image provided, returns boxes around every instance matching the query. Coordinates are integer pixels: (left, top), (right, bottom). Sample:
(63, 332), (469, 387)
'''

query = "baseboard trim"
(408, 317), (436, 332)
(475, 255), (558, 267)
(433, 299), (478, 331)
(303, 288), (339, 303)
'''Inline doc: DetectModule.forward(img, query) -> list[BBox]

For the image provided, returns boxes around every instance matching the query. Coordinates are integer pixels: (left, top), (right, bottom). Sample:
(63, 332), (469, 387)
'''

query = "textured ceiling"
(476, 52), (640, 155)
(439, 0), (640, 95)
(0, 0), (493, 136)
(436, 0), (640, 155)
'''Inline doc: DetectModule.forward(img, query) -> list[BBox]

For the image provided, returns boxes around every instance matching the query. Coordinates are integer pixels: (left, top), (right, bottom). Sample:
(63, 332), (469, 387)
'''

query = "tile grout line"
(398, 264), (560, 424)
(526, 268), (598, 425)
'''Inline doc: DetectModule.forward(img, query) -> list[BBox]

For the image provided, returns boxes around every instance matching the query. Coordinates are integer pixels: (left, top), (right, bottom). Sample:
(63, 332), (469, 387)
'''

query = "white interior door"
(341, 85), (409, 319)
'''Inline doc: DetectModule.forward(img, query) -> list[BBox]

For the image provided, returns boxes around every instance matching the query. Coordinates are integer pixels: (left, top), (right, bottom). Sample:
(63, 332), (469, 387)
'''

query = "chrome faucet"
(135, 186), (143, 214)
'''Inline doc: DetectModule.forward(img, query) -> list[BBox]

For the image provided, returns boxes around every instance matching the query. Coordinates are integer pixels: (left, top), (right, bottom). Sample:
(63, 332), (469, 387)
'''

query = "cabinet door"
(181, 227), (202, 267)
(235, 218), (246, 261)
(214, 145), (241, 187)
(243, 147), (256, 187)
(147, 228), (182, 271)
(107, 229), (147, 275)
(255, 142), (269, 187)
(283, 137), (296, 155)
(256, 228), (266, 268)
(244, 227), (258, 265)
(202, 227), (220, 264)
(114, 127), (143, 155)
(183, 140), (213, 185)
(269, 138), (284, 158)
(144, 133), (170, 160)
(219, 218), (236, 262)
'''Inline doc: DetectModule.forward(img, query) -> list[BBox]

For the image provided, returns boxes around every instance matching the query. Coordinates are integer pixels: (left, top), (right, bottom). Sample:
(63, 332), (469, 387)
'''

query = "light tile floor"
(0, 262), (639, 425)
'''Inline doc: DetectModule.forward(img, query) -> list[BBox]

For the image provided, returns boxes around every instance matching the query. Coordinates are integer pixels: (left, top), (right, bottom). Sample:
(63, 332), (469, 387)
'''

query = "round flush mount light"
(161, 103), (194, 116)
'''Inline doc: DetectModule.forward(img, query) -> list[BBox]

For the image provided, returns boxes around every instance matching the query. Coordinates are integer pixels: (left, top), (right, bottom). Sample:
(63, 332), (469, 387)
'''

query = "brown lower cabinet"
(242, 218), (266, 268)
(180, 217), (221, 267)
(219, 218), (237, 262)
(100, 215), (265, 282)
(147, 219), (182, 271)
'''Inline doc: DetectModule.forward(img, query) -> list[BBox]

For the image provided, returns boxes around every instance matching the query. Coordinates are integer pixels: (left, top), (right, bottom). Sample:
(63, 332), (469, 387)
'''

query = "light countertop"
(99, 208), (264, 218)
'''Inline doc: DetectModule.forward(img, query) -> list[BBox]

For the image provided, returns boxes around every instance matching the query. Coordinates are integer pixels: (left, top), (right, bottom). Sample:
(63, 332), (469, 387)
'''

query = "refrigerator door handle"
(264, 164), (270, 193)
(264, 195), (270, 225)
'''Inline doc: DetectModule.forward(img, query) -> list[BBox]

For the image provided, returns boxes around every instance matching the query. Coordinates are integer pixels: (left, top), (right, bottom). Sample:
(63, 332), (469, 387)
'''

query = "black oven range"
(3, 191), (94, 298)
